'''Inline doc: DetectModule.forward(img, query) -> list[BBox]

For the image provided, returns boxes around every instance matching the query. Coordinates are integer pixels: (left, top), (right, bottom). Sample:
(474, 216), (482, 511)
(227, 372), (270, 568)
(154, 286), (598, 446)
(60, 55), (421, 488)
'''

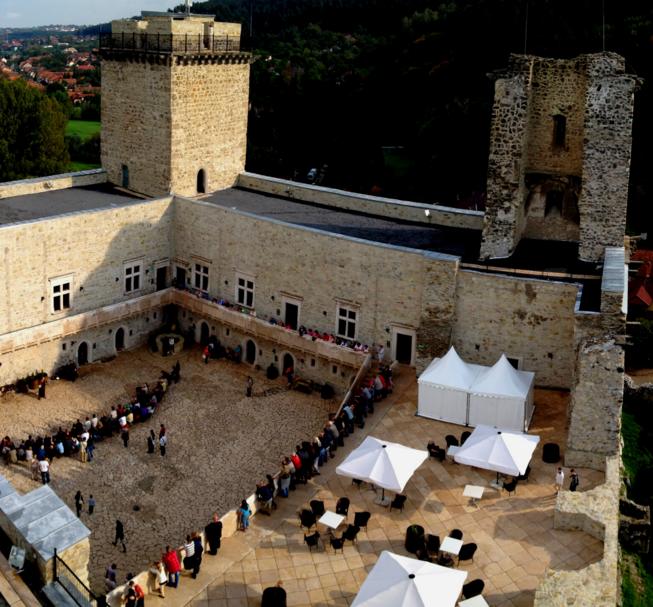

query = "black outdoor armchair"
(298, 509), (316, 531)
(424, 534), (440, 555)
(516, 466), (531, 483)
(503, 478), (518, 496)
(304, 532), (320, 552)
(389, 495), (407, 513)
(457, 543), (477, 565)
(310, 500), (325, 517)
(330, 535), (345, 554)
(449, 529), (463, 541)
(353, 511), (371, 531)
(462, 579), (485, 599)
(336, 497), (350, 518)
(342, 524), (361, 545)
(445, 435), (459, 448)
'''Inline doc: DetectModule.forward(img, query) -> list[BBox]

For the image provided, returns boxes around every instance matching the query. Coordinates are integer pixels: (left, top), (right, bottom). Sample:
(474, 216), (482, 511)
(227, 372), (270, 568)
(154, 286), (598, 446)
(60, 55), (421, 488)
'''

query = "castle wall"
(0, 169), (106, 201)
(101, 59), (173, 196)
(451, 271), (579, 388)
(0, 198), (174, 335)
(169, 61), (250, 197)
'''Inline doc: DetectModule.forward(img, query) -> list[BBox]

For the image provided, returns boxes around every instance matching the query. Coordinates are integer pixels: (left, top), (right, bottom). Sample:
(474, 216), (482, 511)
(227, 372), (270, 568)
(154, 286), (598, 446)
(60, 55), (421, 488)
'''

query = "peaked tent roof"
(469, 354), (534, 398)
(418, 346), (483, 391)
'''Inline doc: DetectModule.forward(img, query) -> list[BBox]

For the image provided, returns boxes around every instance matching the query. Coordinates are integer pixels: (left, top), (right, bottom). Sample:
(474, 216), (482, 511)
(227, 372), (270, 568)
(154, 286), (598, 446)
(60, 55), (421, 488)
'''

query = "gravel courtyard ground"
(0, 345), (338, 594)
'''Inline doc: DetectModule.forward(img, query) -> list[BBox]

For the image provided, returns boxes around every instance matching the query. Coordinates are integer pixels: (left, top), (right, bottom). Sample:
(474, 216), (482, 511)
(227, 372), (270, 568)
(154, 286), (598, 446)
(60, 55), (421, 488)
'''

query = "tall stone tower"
(480, 53), (641, 262)
(99, 12), (255, 198)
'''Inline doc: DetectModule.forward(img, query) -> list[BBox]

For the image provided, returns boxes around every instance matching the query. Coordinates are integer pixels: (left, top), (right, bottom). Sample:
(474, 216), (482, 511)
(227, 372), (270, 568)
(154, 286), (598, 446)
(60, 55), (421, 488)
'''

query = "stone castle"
(0, 11), (644, 607)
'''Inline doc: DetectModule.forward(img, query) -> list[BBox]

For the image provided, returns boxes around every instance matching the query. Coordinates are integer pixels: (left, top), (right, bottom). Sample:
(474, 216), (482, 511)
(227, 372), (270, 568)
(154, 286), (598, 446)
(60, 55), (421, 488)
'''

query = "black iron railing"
(53, 548), (102, 607)
(99, 32), (241, 54)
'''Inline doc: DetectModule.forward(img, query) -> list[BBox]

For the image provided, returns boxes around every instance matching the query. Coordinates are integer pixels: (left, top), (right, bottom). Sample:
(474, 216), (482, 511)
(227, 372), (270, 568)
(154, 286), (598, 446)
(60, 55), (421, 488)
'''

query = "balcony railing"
(99, 32), (241, 54)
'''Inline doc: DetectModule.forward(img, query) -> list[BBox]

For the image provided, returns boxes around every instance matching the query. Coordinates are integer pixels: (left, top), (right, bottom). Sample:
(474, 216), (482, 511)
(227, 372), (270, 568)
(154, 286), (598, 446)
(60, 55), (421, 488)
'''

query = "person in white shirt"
(378, 345), (385, 362)
(149, 562), (166, 598)
(119, 416), (127, 428)
(91, 415), (98, 429)
(39, 459), (51, 484)
(555, 467), (564, 494)
(81, 430), (90, 442)
(159, 434), (167, 457)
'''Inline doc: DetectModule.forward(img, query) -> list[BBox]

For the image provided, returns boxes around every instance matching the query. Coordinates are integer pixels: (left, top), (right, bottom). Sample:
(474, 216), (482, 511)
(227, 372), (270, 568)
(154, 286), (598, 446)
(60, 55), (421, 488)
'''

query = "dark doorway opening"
(283, 353), (294, 374)
(545, 190), (564, 217)
(78, 342), (89, 366)
(197, 169), (206, 194)
(396, 333), (413, 365)
(122, 165), (130, 189)
(115, 328), (125, 351)
(507, 357), (520, 370)
(200, 322), (210, 345)
(176, 266), (186, 287)
(246, 340), (256, 364)
(285, 303), (299, 331)
(156, 267), (167, 291)
(553, 115), (566, 149)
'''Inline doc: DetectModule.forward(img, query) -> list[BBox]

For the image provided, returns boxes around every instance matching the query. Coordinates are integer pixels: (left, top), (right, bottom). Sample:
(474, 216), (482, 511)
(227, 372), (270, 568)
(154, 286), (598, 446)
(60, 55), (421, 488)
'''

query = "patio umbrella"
(351, 551), (467, 607)
(453, 424), (540, 486)
(336, 436), (427, 505)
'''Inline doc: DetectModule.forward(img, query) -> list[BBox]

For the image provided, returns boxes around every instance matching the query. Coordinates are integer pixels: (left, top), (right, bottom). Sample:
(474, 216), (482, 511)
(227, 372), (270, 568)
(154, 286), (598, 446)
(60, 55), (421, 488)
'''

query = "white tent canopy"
(417, 347), (483, 425)
(351, 551), (468, 607)
(453, 424), (540, 476)
(417, 350), (536, 432)
(468, 355), (535, 431)
(335, 436), (428, 494)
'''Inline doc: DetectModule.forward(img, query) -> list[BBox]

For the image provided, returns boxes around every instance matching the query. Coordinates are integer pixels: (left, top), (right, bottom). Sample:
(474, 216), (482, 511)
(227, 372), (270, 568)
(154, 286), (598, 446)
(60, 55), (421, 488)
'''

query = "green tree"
(0, 79), (69, 181)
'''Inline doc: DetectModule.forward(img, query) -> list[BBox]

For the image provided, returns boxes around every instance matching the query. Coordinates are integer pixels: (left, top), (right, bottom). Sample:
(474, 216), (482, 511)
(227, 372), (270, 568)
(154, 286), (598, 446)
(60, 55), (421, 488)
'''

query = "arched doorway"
(115, 328), (125, 351)
(200, 322), (210, 345)
(197, 169), (206, 194)
(78, 342), (89, 366)
(282, 353), (294, 375)
(246, 340), (256, 364)
(122, 165), (130, 189)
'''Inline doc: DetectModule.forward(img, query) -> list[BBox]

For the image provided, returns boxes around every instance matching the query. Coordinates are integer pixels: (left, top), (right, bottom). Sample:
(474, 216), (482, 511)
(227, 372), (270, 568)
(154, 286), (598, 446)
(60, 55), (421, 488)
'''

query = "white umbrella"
(336, 436), (427, 505)
(351, 551), (467, 607)
(454, 424), (539, 486)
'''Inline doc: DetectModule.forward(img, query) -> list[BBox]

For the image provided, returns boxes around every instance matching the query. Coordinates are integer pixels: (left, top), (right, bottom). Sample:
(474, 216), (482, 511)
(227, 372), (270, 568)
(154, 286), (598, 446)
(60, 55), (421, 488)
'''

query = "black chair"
(424, 534), (440, 555)
(437, 553), (454, 568)
(415, 549), (432, 562)
(462, 580), (485, 599)
(542, 443), (560, 464)
(445, 435), (459, 448)
(310, 500), (325, 517)
(353, 511), (371, 531)
(262, 586), (287, 607)
(460, 431), (471, 445)
(503, 479), (518, 496)
(336, 497), (350, 518)
(298, 509), (316, 531)
(435, 448), (446, 462)
(516, 465), (531, 483)
(304, 532), (320, 552)
(330, 536), (345, 554)
(449, 529), (463, 540)
(389, 495), (407, 513)
(352, 478), (364, 488)
(457, 543), (477, 565)
(342, 524), (360, 545)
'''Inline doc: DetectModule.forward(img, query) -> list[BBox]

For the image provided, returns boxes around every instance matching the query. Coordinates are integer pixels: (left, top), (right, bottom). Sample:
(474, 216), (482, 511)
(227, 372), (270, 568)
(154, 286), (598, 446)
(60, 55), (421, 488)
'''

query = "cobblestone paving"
(0, 346), (338, 594)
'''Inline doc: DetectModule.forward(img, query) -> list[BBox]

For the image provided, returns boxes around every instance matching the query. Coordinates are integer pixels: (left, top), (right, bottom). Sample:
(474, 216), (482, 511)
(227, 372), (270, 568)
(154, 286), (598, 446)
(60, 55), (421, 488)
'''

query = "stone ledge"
(0, 170), (106, 200)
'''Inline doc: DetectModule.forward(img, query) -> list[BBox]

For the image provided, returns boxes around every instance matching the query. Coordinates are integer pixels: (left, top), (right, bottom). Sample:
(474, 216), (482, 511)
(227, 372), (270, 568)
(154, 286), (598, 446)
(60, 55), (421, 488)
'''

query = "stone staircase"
(43, 576), (96, 607)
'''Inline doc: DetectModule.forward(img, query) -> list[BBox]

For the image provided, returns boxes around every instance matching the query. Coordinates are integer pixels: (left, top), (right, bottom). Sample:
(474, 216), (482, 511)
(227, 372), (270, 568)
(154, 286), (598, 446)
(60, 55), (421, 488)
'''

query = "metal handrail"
(98, 32), (242, 54)
(53, 548), (99, 607)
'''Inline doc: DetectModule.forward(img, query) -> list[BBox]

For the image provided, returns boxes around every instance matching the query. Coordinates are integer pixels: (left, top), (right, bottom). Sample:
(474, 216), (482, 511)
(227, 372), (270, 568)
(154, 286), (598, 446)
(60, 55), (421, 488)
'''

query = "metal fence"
(53, 548), (101, 607)
(99, 32), (241, 54)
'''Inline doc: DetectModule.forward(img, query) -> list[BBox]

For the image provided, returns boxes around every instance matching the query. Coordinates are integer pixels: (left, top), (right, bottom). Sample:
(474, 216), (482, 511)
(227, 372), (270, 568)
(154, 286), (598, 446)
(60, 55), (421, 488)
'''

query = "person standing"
(182, 535), (196, 577)
(75, 491), (84, 517)
(147, 430), (156, 454)
(38, 375), (47, 400)
(121, 424), (130, 448)
(203, 345), (210, 365)
(378, 344), (385, 363)
(205, 516), (222, 555)
(256, 481), (273, 516)
(159, 424), (166, 439)
(130, 580), (145, 607)
(159, 433), (167, 458)
(554, 468), (564, 494)
(172, 361), (180, 384)
(86, 438), (95, 462)
(162, 546), (180, 589)
(191, 532), (203, 578)
(113, 520), (126, 552)
(39, 458), (51, 484)
(238, 500), (251, 532)
(122, 585), (136, 607)
(285, 365), (294, 387)
(246, 376), (253, 397)
(106, 573), (117, 594)
(88, 495), (95, 515)
(149, 562), (167, 598)
(570, 470), (580, 492)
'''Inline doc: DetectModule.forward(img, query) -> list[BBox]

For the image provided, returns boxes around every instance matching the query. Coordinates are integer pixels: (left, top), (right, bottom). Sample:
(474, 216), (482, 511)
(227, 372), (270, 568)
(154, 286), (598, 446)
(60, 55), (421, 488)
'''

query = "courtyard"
(0, 346), (338, 594)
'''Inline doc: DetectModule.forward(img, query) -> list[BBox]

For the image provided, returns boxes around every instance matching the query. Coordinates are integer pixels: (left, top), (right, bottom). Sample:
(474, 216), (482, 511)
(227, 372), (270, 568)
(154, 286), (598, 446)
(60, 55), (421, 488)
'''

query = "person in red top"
(203, 346), (210, 365)
(162, 546), (180, 588)
(130, 581), (145, 607)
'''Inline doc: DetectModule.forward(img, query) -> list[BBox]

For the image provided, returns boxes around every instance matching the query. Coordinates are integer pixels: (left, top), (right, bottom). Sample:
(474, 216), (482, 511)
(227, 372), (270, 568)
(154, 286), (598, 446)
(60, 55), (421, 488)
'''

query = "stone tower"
(100, 12), (255, 198)
(480, 52), (641, 262)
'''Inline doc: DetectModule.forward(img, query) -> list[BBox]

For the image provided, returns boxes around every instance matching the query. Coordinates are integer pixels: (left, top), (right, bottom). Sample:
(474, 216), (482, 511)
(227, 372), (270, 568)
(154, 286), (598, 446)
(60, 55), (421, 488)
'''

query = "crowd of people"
(0, 361), (182, 484)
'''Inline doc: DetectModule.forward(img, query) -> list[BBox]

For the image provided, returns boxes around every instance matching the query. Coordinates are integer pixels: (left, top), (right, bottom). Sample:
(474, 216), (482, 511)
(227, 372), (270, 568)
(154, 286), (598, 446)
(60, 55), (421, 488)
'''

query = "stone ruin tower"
(99, 12), (255, 198)
(480, 52), (641, 262)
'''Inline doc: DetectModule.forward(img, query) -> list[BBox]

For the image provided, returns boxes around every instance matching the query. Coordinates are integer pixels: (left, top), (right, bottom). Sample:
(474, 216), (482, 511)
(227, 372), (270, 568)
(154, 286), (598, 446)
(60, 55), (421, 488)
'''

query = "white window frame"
(193, 262), (210, 293)
(281, 293), (303, 331)
(124, 258), (144, 295)
(50, 275), (74, 314)
(235, 271), (256, 309)
(335, 301), (359, 341)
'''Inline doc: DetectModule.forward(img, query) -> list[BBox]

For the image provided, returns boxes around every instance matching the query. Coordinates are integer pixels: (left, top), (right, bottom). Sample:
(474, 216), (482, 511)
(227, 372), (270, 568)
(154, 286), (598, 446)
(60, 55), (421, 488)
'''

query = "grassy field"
(68, 161), (101, 172)
(66, 120), (101, 138)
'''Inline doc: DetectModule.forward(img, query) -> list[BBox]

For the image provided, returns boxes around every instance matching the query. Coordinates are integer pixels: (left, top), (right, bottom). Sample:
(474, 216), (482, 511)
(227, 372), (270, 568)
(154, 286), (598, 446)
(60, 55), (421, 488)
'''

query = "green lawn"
(66, 120), (101, 138)
(68, 161), (101, 172)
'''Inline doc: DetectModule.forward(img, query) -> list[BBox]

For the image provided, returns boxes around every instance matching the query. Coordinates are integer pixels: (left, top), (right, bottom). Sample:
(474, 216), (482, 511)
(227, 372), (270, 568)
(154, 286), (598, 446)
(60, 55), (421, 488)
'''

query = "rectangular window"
(124, 260), (143, 294)
(336, 304), (358, 340)
(50, 275), (73, 313)
(236, 272), (255, 308)
(193, 263), (209, 292)
(553, 115), (566, 149)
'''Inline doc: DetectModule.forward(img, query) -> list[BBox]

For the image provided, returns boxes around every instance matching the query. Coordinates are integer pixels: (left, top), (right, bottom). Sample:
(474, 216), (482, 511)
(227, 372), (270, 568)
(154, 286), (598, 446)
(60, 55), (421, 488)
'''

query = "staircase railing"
(53, 548), (101, 607)
(335, 352), (372, 418)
